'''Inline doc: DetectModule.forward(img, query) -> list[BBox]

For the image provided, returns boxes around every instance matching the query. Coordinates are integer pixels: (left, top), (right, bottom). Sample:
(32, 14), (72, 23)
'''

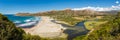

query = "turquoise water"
(5, 14), (41, 27)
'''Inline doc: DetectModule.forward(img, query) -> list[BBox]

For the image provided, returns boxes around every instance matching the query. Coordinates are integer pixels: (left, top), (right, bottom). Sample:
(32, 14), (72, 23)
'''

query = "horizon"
(0, 0), (120, 14)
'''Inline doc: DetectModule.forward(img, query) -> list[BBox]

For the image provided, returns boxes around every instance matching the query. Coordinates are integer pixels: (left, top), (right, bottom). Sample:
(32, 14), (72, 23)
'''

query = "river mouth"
(65, 21), (89, 40)
(51, 20), (89, 40)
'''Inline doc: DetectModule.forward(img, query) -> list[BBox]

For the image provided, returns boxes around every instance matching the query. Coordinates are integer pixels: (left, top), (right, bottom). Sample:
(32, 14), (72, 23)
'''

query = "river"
(51, 20), (89, 40)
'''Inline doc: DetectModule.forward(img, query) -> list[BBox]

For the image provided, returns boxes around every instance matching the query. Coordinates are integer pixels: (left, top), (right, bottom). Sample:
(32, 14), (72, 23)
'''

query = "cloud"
(72, 5), (120, 11)
(72, 0), (120, 11)
(116, 1), (119, 4)
(72, 6), (110, 11)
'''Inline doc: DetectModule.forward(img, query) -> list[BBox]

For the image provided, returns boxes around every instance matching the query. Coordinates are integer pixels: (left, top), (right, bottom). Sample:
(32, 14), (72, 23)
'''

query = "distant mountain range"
(98, 10), (120, 14)
(16, 7), (120, 16)
(72, 6), (120, 14)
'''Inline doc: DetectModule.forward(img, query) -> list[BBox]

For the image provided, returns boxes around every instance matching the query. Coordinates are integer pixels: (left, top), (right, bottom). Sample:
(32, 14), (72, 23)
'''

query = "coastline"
(23, 16), (67, 38)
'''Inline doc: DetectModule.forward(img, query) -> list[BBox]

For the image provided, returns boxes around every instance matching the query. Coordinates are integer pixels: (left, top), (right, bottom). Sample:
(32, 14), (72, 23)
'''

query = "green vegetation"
(84, 21), (106, 30)
(0, 13), (24, 40)
(39, 38), (67, 40)
(22, 34), (41, 40)
(73, 35), (86, 40)
(52, 15), (82, 26)
(73, 12), (120, 40)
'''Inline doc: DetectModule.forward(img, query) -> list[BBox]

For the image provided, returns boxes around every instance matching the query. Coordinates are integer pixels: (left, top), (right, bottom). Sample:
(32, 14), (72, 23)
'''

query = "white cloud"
(72, 0), (120, 11)
(72, 7), (110, 11)
(72, 5), (120, 11)
(116, 1), (119, 4)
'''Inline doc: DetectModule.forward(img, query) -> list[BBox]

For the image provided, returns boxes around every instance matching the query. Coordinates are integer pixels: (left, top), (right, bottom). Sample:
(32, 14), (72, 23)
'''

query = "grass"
(52, 15), (83, 26)
(84, 21), (105, 30)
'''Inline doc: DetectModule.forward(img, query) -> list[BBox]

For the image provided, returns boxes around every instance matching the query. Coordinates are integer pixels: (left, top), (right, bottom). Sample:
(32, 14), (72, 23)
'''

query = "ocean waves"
(16, 17), (41, 28)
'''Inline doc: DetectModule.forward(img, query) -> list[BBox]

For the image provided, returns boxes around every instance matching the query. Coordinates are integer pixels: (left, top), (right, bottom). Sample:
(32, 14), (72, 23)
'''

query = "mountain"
(16, 9), (107, 16)
(72, 7), (120, 15)
(72, 6), (120, 14)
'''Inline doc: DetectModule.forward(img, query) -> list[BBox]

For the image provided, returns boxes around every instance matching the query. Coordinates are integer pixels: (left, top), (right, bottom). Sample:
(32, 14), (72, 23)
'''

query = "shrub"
(0, 13), (25, 40)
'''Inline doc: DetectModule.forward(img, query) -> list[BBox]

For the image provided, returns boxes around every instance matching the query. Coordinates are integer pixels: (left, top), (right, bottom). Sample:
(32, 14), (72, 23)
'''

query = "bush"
(73, 35), (86, 40)
(22, 33), (41, 40)
(0, 13), (25, 40)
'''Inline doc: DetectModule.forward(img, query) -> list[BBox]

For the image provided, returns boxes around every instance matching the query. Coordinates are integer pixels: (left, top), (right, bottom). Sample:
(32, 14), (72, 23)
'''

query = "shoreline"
(23, 16), (67, 38)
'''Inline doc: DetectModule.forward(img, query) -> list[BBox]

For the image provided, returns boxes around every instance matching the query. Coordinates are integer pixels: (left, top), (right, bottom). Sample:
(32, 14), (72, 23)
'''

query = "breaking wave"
(17, 21), (38, 27)
(14, 21), (21, 23)
(16, 17), (40, 27)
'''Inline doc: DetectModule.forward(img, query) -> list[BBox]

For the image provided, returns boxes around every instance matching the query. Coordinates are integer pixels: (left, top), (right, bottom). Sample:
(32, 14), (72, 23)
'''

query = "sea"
(4, 14), (41, 28)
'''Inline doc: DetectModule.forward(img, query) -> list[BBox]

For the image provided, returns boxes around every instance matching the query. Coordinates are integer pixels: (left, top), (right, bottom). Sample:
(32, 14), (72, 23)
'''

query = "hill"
(16, 9), (107, 16)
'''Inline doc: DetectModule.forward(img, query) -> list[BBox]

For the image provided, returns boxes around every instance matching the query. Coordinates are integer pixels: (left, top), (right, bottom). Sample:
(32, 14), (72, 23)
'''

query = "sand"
(23, 16), (66, 38)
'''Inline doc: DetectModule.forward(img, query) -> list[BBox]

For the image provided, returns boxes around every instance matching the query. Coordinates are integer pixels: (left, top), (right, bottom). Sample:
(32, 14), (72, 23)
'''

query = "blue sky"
(0, 0), (119, 14)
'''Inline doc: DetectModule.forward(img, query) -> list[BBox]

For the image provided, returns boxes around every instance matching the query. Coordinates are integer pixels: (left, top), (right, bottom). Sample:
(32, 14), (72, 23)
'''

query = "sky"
(0, 0), (119, 14)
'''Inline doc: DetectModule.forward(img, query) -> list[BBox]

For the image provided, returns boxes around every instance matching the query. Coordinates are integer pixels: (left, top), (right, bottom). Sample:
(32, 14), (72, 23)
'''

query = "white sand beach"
(23, 16), (67, 38)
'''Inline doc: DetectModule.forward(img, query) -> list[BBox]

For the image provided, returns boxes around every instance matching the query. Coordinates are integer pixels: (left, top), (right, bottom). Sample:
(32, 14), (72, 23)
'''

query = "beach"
(23, 16), (67, 38)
